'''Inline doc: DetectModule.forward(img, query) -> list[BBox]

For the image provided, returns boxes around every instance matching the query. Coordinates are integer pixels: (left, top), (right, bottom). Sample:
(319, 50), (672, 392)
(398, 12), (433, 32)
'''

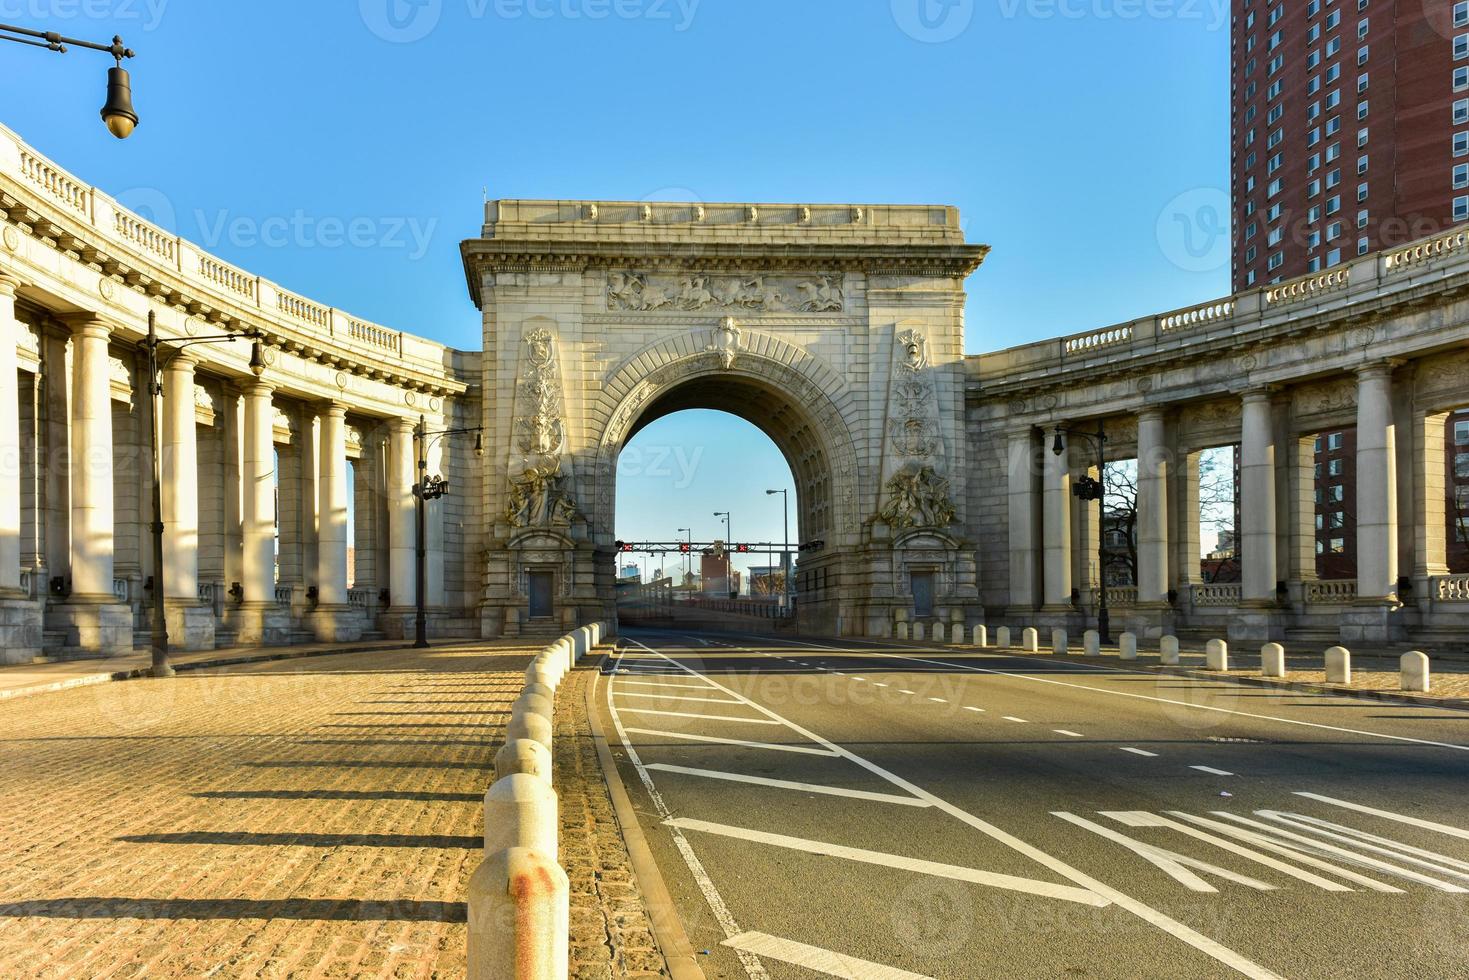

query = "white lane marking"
(963, 706), (985, 713)
(851, 648), (1469, 755)
(615, 692), (745, 705)
(1121, 748), (1159, 757)
(629, 637), (1285, 980)
(852, 676), (866, 681)
(1002, 716), (1029, 724)
(927, 697), (947, 704)
(1054, 812), (1277, 893)
(621, 727), (839, 757)
(1191, 766), (1235, 776)
(614, 680), (720, 691)
(1166, 812), (1403, 893)
(1294, 793), (1469, 841)
(1251, 811), (1469, 883)
(1209, 812), (1469, 893)
(722, 931), (935, 980)
(873, 683), (890, 688)
(668, 818), (1107, 907)
(1054, 730), (1085, 738)
(616, 707), (784, 725)
(898, 689), (917, 695)
(1103, 812), (1356, 892)
(602, 676), (770, 980)
(645, 764), (931, 808)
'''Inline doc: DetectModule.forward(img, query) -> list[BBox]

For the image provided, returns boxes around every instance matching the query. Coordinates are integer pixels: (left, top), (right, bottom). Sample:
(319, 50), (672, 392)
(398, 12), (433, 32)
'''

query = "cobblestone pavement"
(553, 668), (667, 980)
(0, 643), (538, 979)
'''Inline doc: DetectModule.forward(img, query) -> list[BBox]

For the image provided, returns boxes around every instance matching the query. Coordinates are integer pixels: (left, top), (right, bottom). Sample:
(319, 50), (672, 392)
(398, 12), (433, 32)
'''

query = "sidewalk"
(0, 638), (444, 702)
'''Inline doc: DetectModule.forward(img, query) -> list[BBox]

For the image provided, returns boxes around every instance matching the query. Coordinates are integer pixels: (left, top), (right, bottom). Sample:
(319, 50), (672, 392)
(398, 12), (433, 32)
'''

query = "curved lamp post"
(0, 24), (138, 138)
(1052, 422), (1112, 645)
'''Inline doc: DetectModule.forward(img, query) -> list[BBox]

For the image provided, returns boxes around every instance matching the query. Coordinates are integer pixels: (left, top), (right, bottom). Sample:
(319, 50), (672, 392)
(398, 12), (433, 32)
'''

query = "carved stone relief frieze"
(506, 325), (580, 529)
(876, 326), (951, 525)
(607, 272), (845, 313)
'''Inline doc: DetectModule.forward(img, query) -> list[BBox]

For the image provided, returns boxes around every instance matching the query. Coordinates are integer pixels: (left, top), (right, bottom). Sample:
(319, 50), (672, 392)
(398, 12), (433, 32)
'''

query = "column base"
(380, 607), (418, 641)
(307, 604), (364, 644)
(1338, 601), (1407, 645)
(225, 602), (294, 647)
(1227, 608), (1287, 644)
(0, 593), (44, 664)
(47, 599), (133, 657)
(1036, 605), (1084, 632)
(164, 601), (216, 652)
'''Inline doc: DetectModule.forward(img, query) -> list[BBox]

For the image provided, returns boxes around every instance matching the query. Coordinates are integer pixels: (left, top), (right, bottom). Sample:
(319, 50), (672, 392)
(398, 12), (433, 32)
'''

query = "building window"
(1357, 126), (1368, 147)
(1268, 227), (1283, 246)
(1458, 66), (1469, 92)
(1357, 182), (1368, 202)
(1326, 143), (1341, 162)
(1358, 18), (1368, 39)
(1456, 196), (1469, 221)
(1327, 117), (1342, 135)
(1328, 221), (1342, 241)
(1246, 244), (1258, 263)
(1326, 168), (1342, 189)
(1327, 247), (1342, 265)
(1459, 34), (1469, 60)
(1357, 72), (1369, 93)
(1357, 154), (1368, 175)
(1358, 236), (1370, 255)
(1358, 45), (1369, 66)
(1268, 202), (1283, 221)
(1456, 99), (1469, 125)
(1457, 0), (1469, 27)
(1456, 163), (1469, 189)
(1357, 208), (1369, 228)
(1268, 177), (1283, 196)
(1457, 131), (1469, 157)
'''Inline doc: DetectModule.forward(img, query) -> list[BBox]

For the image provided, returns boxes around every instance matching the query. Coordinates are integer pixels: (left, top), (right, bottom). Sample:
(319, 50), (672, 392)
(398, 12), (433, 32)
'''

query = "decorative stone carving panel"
(607, 272), (845, 313)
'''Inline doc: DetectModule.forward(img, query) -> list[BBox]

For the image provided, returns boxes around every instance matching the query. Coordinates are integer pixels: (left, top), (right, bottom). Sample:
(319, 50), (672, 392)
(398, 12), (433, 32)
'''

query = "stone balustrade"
(1435, 575), (1469, 602)
(1305, 580), (1359, 604)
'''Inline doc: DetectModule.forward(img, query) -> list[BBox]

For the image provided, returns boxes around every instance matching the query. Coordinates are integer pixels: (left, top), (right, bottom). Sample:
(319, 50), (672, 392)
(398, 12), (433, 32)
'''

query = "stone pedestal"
(1123, 602), (1175, 642)
(1339, 602), (1407, 644)
(0, 595), (43, 664)
(227, 602), (294, 647)
(307, 604), (363, 644)
(164, 600), (216, 652)
(49, 600), (133, 657)
(381, 607), (417, 641)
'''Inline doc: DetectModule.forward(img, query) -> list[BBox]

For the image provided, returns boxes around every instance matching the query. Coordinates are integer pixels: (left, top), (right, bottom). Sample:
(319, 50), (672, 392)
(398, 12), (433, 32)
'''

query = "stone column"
(1074, 463), (1100, 599)
(1413, 410), (1451, 583)
(230, 377), (291, 646)
(1355, 364), (1398, 601)
(0, 276), (21, 595)
(1042, 427), (1073, 610)
(1136, 408), (1170, 606)
(161, 355), (214, 650)
(386, 417), (417, 634)
(0, 275), (41, 663)
(310, 401), (359, 642)
(53, 315), (130, 654)
(1240, 389), (1278, 603)
(1006, 429), (1038, 610)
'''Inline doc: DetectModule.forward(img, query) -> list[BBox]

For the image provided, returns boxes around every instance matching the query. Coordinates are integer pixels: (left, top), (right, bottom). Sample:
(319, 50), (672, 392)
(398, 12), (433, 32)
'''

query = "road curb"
(586, 652), (708, 980)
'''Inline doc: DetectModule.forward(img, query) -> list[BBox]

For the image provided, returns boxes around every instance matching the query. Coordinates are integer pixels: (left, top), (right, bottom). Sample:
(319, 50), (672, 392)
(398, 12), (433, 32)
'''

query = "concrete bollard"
(517, 691), (554, 721)
(1261, 643), (1286, 678)
(1160, 635), (1180, 666)
(1325, 646), (1352, 684)
(1083, 630), (1100, 657)
(974, 625), (989, 648)
(933, 622), (946, 643)
(526, 660), (561, 688)
(467, 846), (569, 980)
(1205, 639), (1229, 671)
(507, 706), (553, 751)
(913, 622), (926, 642)
(495, 738), (554, 786)
(484, 772), (560, 858)
(1022, 627), (1039, 652)
(895, 621), (910, 641)
(1052, 629), (1068, 656)
(1401, 651), (1431, 692)
(523, 682), (555, 704)
(1118, 632), (1137, 660)
(951, 624), (965, 645)
(994, 626), (1010, 648)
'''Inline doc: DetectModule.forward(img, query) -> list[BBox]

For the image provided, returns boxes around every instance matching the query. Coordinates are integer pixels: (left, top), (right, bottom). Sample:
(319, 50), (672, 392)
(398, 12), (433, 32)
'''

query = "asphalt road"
(594, 628), (1469, 980)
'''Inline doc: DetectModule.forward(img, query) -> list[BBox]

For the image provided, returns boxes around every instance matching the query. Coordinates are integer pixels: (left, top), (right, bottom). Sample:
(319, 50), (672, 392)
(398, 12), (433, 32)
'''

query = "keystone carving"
(705, 317), (742, 370)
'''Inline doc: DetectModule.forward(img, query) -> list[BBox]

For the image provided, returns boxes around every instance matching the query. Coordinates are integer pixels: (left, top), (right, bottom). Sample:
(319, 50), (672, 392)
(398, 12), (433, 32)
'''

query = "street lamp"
(765, 488), (790, 610)
(143, 311), (262, 677)
(713, 511), (732, 598)
(412, 417), (484, 649)
(0, 24), (138, 138)
(1052, 422), (1111, 644)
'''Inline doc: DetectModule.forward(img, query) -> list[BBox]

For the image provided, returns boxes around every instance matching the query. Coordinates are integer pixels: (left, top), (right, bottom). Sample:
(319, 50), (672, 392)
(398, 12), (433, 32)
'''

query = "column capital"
(1241, 386), (1273, 405)
(1355, 360), (1399, 382)
(319, 400), (349, 419)
(0, 272), (21, 297)
(242, 377), (276, 397)
(58, 312), (113, 341)
(388, 416), (417, 435)
(162, 351), (199, 374)
(1137, 405), (1169, 424)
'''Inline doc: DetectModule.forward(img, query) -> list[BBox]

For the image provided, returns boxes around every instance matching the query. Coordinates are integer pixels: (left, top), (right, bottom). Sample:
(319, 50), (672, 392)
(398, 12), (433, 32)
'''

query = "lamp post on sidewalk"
(412, 418), (484, 648)
(1052, 421), (1111, 645)
(143, 312), (263, 678)
(765, 488), (790, 610)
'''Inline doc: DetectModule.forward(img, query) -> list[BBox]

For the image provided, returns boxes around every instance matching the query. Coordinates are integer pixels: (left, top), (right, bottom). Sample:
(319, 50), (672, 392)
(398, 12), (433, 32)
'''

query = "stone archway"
(462, 198), (989, 638)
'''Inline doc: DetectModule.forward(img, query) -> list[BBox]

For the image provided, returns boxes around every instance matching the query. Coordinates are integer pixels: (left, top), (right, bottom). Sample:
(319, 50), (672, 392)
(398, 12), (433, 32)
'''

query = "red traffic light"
(735, 543), (750, 553)
(679, 543), (691, 553)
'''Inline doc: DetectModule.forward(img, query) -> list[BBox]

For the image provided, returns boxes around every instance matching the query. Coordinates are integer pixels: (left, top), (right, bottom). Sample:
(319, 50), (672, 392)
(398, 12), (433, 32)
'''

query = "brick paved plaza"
(0, 644), (536, 978)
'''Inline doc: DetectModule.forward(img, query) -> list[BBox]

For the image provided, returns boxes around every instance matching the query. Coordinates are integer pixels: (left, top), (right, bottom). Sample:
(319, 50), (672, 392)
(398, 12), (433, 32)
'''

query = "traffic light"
(735, 543), (750, 553)
(798, 539), (826, 553)
(616, 541), (634, 553)
(679, 543), (691, 554)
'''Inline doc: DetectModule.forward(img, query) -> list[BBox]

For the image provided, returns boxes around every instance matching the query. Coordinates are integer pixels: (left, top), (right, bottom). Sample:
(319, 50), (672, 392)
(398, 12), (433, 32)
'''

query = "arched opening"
(602, 368), (849, 634)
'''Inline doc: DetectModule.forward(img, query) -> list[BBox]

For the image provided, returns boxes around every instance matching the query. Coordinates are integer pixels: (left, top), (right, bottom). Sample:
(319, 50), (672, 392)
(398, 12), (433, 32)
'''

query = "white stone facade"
(1, 121), (1467, 656)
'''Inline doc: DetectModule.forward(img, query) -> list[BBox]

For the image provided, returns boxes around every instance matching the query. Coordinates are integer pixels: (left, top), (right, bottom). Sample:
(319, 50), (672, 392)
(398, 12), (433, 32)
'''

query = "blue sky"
(10, 0), (1231, 585)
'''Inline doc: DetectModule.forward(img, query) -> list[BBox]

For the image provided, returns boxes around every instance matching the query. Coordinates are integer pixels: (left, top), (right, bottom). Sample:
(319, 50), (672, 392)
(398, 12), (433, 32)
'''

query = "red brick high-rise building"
(1231, 0), (1469, 290)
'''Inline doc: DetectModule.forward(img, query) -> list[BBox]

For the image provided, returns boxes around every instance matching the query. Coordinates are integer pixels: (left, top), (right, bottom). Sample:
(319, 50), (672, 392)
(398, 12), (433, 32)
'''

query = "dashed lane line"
(1190, 766), (1235, 776)
(620, 727), (841, 757)
(616, 707), (785, 725)
(614, 692), (746, 706)
(722, 931), (934, 980)
(1121, 748), (1159, 757)
(1054, 730), (1085, 738)
(1002, 716), (1029, 724)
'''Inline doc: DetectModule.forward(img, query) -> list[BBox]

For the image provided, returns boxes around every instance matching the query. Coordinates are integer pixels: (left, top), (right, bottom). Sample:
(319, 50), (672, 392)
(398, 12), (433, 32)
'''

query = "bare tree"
(1199, 446), (1241, 583)
(1102, 460), (1138, 587)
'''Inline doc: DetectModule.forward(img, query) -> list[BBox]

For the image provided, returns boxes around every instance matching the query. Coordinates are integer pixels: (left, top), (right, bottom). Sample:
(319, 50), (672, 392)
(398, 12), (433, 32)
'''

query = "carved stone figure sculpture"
(878, 464), (956, 529)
